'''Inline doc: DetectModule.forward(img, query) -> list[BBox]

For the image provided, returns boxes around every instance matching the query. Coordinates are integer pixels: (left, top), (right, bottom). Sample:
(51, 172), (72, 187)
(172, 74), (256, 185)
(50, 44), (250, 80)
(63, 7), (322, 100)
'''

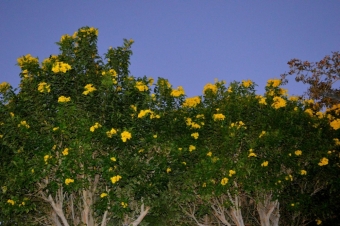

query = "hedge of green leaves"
(0, 27), (339, 226)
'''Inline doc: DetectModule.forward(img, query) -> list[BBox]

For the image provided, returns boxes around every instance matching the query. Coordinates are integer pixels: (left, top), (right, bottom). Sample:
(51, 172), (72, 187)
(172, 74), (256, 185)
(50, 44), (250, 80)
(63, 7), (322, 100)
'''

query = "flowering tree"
(0, 27), (340, 226)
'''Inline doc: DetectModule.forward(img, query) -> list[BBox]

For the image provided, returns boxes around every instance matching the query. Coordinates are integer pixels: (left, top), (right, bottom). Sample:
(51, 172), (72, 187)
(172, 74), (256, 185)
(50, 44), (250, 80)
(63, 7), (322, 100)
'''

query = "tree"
(0, 27), (339, 226)
(281, 51), (340, 110)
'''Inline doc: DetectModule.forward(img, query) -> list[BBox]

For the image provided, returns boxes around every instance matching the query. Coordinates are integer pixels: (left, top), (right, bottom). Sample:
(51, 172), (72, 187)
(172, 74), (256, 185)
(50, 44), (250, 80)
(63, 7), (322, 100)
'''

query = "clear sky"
(1, 1), (339, 97)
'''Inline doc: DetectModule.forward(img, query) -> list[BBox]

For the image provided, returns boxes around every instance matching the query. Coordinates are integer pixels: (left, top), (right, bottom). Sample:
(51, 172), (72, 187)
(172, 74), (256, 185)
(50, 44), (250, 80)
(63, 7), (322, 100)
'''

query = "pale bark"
(256, 193), (279, 226)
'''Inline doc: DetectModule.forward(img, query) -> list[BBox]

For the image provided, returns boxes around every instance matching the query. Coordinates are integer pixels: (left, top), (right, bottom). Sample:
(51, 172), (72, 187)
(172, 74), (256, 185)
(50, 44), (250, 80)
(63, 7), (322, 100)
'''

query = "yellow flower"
(171, 86), (185, 97)
(289, 96), (299, 101)
(121, 131), (132, 142)
(221, 177), (228, 186)
(110, 175), (122, 184)
(182, 162), (186, 165)
(259, 97), (267, 105)
(17, 54), (38, 68)
(267, 79), (281, 87)
(334, 138), (340, 146)
(191, 132), (199, 139)
(7, 199), (15, 205)
(148, 77), (154, 86)
(10, 112), (14, 117)
(271, 96), (286, 109)
(242, 79), (253, 88)
(203, 83), (217, 94)
(153, 134), (157, 138)
(44, 155), (51, 164)
(121, 202), (128, 208)
(295, 150), (302, 156)
(53, 127), (59, 131)
(60, 34), (71, 42)
(65, 178), (74, 185)
(182, 96), (201, 108)
(316, 219), (322, 225)
(189, 145), (196, 152)
(285, 174), (293, 181)
(138, 149), (144, 153)
(248, 152), (257, 157)
(207, 151), (212, 157)
(90, 122), (102, 132)
(18, 121), (30, 129)
(52, 62), (71, 73)
(202, 183), (206, 187)
(100, 193), (108, 198)
(196, 114), (205, 119)
(330, 119), (340, 130)
(130, 105), (137, 111)
(166, 168), (171, 173)
(0, 82), (10, 93)
(261, 161), (268, 167)
(229, 170), (236, 177)
(259, 131), (266, 138)
(227, 86), (232, 93)
(58, 96), (71, 103)
(178, 148), (182, 151)
(111, 157), (116, 162)
(304, 109), (313, 117)
(62, 148), (69, 156)
(83, 84), (96, 95)
(300, 170), (307, 175)
(135, 81), (148, 91)
(38, 82), (51, 93)
(318, 157), (328, 166)
(316, 112), (324, 119)
(213, 113), (225, 121)
(291, 203), (295, 207)
(138, 109), (153, 118)
(106, 128), (117, 138)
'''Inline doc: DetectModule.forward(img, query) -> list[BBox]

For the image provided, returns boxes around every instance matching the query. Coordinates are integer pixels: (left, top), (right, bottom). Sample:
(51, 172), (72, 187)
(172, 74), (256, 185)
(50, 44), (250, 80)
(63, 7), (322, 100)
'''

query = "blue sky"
(1, 1), (339, 97)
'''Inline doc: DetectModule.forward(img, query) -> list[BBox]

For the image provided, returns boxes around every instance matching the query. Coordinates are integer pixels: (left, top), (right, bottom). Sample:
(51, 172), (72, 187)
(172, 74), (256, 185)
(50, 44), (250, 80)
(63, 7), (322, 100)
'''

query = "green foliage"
(0, 27), (339, 225)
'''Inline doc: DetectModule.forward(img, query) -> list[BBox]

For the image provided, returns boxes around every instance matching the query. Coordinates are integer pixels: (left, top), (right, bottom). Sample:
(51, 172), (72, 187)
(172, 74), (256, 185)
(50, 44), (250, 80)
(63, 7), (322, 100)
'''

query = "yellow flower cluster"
(318, 157), (328, 166)
(18, 121), (30, 129)
(300, 170), (307, 175)
(171, 86), (185, 97)
(261, 161), (268, 167)
(0, 82), (10, 93)
(191, 132), (199, 139)
(135, 81), (148, 91)
(203, 83), (217, 94)
(17, 54), (39, 68)
(106, 128), (117, 138)
(44, 155), (51, 164)
(58, 96), (71, 103)
(242, 79), (253, 88)
(182, 96), (201, 108)
(121, 202), (128, 208)
(267, 79), (281, 87)
(102, 69), (117, 77)
(38, 82), (51, 93)
(121, 131), (132, 142)
(213, 113), (225, 121)
(110, 175), (122, 184)
(271, 96), (286, 109)
(100, 193), (108, 198)
(305, 109), (313, 117)
(7, 199), (15, 205)
(221, 177), (228, 185)
(83, 84), (96, 95)
(189, 145), (196, 152)
(295, 150), (302, 156)
(257, 95), (267, 105)
(62, 148), (69, 156)
(285, 174), (293, 181)
(65, 178), (74, 185)
(79, 27), (99, 36)
(148, 77), (154, 86)
(248, 148), (257, 158)
(60, 34), (72, 42)
(330, 119), (340, 130)
(90, 122), (102, 132)
(230, 121), (246, 129)
(52, 62), (71, 73)
(229, 170), (236, 177)
(185, 118), (202, 129)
